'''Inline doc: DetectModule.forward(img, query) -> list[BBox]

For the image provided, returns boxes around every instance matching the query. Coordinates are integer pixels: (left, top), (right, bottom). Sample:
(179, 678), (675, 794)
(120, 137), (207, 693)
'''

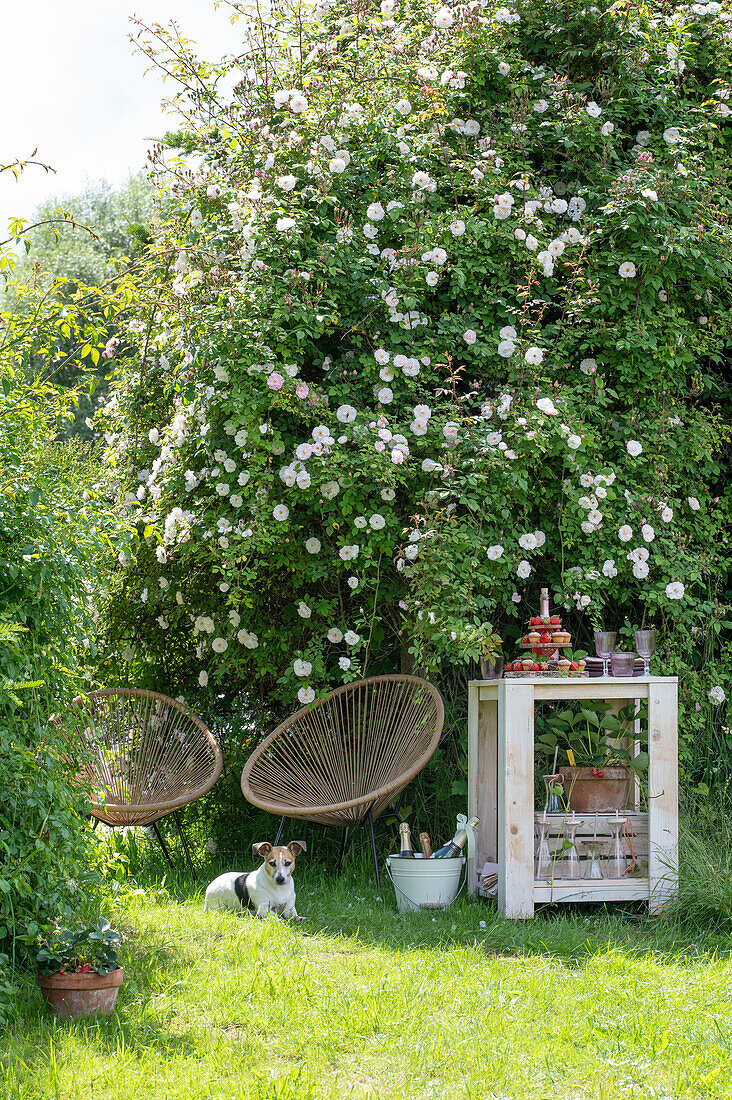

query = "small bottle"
(398, 821), (415, 858)
(432, 816), (480, 858)
(539, 586), (550, 620)
(419, 832), (433, 858)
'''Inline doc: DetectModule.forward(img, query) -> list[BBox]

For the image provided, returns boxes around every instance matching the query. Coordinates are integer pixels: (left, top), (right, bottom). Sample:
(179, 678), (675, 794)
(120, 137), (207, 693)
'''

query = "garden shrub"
(0, 186), (135, 1003)
(101, 0), (730, 798)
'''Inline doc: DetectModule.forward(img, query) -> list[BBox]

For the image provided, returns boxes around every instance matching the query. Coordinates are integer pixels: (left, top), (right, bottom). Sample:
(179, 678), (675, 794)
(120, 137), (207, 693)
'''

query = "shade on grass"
(3, 869), (731, 1100)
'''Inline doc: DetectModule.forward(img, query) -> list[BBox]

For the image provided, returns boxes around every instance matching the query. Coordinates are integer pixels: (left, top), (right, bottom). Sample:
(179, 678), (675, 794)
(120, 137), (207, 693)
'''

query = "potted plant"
(536, 702), (648, 812)
(449, 621), (504, 678)
(33, 918), (123, 1020)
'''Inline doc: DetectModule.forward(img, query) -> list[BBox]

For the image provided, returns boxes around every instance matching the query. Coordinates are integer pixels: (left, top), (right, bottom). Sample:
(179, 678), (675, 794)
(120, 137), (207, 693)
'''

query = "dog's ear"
(286, 840), (307, 858)
(252, 841), (273, 859)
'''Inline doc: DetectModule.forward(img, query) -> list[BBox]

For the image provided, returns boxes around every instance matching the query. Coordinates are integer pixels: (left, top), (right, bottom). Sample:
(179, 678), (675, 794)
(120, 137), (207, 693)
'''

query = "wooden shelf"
(467, 677), (678, 919)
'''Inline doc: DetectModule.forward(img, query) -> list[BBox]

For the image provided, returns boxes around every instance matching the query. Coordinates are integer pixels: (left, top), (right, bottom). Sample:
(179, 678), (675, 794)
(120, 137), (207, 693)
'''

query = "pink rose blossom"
(267, 372), (285, 391)
(375, 441), (386, 452)
(295, 382), (309, 398)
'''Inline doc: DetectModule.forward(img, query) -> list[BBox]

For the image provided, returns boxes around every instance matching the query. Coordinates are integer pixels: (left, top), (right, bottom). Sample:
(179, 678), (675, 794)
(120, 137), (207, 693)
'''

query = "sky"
(1, 0), (240, 234)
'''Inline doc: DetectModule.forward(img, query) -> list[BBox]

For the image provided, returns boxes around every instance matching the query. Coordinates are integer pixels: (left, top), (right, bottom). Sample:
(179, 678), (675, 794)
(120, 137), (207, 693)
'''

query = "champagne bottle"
(432, 816), (480, 858)
(419, 832), (433, 858)
(398, 821), (415, 858)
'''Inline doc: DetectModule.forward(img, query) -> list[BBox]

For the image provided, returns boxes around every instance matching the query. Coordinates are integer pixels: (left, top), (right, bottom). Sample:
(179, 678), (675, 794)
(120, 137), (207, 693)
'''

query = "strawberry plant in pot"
(536, 702), (648, 813)
(33, 919), (123, 1020)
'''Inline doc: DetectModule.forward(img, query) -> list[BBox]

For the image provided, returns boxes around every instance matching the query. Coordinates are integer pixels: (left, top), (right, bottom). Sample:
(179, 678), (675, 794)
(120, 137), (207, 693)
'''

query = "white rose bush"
(100, 0), (731, 773)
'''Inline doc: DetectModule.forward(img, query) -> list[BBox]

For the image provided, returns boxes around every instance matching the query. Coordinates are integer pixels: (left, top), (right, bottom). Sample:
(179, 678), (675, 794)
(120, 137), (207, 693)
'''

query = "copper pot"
(558, 767), (633, 812)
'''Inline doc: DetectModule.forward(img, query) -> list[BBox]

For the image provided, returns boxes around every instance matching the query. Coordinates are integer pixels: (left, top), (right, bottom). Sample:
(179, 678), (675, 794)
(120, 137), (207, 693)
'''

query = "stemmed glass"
(634, 629), (656, 677)
(607, 814), (628, 879)
(536, 818), (553, 879)
(581, 839), (608, 879)
(594, 631), (617, 678)
(561, 814), (582, 880)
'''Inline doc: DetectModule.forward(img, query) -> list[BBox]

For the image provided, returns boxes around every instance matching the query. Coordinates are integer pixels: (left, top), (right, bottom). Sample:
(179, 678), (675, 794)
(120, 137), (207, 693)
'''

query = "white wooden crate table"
(467, 676), (678, 919)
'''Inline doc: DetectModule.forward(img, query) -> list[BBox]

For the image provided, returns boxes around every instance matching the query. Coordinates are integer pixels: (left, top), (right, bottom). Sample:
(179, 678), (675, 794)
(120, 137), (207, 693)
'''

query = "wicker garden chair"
(58, 688), (223, 877)
(241, 674), (444, 886)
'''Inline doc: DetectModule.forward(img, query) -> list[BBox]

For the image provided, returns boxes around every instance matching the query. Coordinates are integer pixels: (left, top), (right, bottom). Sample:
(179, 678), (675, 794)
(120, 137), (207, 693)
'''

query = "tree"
(2, 173), (152, 436)
(103, 0), (731, 785)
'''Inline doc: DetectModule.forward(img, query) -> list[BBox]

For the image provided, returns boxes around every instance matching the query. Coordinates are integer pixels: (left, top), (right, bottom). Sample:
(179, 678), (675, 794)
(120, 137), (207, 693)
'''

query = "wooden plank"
(480, 678), (675, 702)
(478, 698), (498, 866)
(532, 880), (649, 903)
(498, 680), (535, 918)
(467, 681), (479, 896)
(648, 681), (678, 912)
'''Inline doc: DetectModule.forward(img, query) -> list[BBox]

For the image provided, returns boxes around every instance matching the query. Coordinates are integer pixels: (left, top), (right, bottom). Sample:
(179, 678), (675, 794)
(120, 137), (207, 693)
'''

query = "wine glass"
(594, 631), (617, 678)
(535, 818), (553, 879)
(561, 814), (582, 880)
(634, 629), (656, 677)
(607, 815), (628, 879)
(581, 839), (608, 879)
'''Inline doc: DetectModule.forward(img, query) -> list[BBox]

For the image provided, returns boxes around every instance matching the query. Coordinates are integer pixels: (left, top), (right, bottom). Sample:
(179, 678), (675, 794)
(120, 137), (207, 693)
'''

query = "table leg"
(468, 686), (498, 895)
(498, 681), (535, 918)
(648, 681), (678, 912)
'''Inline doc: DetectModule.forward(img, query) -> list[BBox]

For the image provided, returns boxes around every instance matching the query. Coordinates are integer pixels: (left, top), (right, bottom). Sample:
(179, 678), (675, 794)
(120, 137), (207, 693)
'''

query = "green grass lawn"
(3, 863), (732, 1100)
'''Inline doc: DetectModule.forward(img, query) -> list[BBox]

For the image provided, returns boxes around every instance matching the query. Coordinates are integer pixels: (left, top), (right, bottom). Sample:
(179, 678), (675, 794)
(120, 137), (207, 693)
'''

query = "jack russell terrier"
(204, 840), (306, 918)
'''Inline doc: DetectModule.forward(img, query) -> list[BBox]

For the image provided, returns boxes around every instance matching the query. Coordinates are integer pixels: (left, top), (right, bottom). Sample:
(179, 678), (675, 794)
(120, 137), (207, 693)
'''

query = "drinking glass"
(607, 816), (627, 879)
(611, 651), (635, 677)
(581, 839), (607, 879)
(561, 816), (582, 880)
(594, 631), (617, 677)
(634, 629), (656, 677)
(535, 818), (553, 879)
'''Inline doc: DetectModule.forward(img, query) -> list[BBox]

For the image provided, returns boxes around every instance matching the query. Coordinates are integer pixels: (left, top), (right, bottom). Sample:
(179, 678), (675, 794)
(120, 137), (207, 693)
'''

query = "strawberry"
(531, 662), (540, 672)
(80, 965), (92, 973)
(570, 661), (579, 671)
(523, 635), (530, 644)
(550, 615), (560, 625)
(530, 616), (542, 626)
(540, 632), (552, 643)
(505, 662), (513, 672)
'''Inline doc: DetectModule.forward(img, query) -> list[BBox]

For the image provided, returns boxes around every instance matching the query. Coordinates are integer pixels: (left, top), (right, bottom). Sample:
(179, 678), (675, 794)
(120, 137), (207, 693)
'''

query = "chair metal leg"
(337, 827), (349, 873)
(152, 822), (175, 869)
(274, 816), (286, 845)
(173, 810), (198, 880)
(367, 808), (381, 890)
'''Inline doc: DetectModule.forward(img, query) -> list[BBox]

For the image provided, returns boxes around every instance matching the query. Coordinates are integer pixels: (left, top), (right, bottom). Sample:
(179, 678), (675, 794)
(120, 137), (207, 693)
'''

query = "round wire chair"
(241, 675), (444, 884)
(58, 688), (223, 876)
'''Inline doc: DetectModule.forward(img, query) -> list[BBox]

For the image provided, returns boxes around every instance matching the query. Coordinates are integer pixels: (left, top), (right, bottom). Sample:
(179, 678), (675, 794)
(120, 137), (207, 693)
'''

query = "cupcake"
(527, 630), (541, 644)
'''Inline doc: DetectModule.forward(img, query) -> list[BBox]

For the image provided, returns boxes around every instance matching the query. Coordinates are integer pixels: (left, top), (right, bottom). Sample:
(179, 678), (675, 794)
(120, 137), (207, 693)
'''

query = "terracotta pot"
(479, 656), (504, 680)
(558, 767), (632, 812)
(37, 967), (123, 1020)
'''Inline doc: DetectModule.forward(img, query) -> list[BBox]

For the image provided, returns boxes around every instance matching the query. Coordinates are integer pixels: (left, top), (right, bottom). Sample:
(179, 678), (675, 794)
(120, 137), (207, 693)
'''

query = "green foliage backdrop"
(96, 1), (730, 818)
